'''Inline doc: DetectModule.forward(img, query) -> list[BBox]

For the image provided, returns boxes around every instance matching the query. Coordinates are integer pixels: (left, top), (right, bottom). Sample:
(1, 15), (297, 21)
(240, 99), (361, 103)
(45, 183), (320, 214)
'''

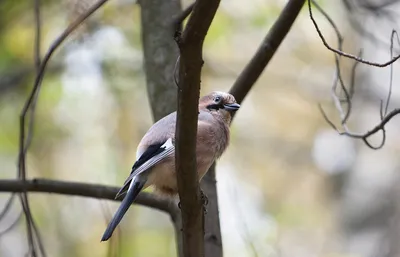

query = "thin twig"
(308, 0), (400, 67)
(21, 0), (110, 126)
(313, 0), (352, 125)
(0, 194), (16, 221)
(172, 3), (194, 89)
(0, 211), (23, 237)
(172, 2), (195, 40)
(312, 0), (400, 149)
(13, 1), (110, 256)
(349, 50), (363, 99)
(23, 1), (47, 256)
(385, 30), (400, 115)
(319, 105), (400, 149)
(16, 1), (44, 256)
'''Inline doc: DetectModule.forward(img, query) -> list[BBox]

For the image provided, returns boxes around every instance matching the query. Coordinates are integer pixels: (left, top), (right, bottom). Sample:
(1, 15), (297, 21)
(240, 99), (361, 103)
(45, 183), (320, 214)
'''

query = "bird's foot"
(200, 189), (208, 215)
(177, 190), (209, 214)
(200, 189), (208, 206)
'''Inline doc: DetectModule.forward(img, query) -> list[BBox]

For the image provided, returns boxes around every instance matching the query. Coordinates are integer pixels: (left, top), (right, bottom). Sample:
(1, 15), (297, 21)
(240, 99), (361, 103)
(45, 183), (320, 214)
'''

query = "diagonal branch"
(174, 0), (220, 257)
(139, 0), (184, 256)
(229, 0), (305, 104)
(172, 2), (195, 39)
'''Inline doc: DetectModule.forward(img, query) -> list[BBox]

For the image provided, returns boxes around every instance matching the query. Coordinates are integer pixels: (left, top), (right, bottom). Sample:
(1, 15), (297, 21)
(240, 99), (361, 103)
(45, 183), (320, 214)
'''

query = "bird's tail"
(101, 178), (145, 241)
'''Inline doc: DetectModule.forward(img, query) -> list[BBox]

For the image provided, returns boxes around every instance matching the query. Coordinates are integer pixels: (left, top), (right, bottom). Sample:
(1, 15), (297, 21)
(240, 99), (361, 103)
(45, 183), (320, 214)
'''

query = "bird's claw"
(200, 190), (208, 206)
(177, 190), (209, 214)
(200, 190), (208, 215)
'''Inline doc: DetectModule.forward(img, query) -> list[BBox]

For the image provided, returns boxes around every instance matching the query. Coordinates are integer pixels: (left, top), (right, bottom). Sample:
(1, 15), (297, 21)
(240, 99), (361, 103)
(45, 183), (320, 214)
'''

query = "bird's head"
(199, 91), (240, 123)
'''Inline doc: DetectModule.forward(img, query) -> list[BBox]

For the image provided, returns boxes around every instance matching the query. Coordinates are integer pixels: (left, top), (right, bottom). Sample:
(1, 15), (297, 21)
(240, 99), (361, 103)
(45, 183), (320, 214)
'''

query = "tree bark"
(140, 0), (181, 121)
(201, 163), (223, 257)
(174, 1), (220, 257)
(139, 1), (183, 256)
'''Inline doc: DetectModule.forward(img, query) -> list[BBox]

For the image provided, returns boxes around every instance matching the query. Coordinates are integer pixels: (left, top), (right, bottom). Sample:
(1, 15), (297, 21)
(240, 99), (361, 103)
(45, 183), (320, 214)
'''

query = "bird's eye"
(214, 96), (221, 103)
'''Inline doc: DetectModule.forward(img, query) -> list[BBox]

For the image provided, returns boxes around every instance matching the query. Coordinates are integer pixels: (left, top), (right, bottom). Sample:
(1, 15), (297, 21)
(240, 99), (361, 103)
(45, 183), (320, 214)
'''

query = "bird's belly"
(146, 161), (178, 196)
(145, 154), (215, 196)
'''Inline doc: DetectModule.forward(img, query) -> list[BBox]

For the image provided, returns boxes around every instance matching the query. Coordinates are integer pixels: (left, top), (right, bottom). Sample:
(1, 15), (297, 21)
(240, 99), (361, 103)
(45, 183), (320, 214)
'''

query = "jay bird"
(101, 91), (240, 241)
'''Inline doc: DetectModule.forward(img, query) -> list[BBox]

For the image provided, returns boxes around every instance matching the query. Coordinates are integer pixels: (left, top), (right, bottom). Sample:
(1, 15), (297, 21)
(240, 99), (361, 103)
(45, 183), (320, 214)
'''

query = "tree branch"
(229, 0), (305, 104)
(314, 0), (400, 149)
(308, 0), (400, 67)
(4, 2), (110, 256)
(172, 2), (195, 39)
(174, 0), (220, 256)
(0, 179), (179, 217)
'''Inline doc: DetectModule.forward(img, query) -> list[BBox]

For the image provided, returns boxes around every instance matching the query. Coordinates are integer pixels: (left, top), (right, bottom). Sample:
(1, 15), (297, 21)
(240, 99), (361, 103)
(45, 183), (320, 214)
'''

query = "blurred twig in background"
(309, 0), (400, 67)
(310, 0), (400, 149)
(2, 0), (111, 256)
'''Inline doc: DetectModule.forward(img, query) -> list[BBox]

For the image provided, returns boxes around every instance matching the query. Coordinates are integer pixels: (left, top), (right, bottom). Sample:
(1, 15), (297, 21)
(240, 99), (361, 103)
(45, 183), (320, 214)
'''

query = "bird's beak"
(223, 103), (240, 111)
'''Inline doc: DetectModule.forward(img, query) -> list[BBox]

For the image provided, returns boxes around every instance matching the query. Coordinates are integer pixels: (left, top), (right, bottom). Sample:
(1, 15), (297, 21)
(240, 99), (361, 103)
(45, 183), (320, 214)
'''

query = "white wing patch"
(116, 138), (174, 199)
(130, 138), (174, 178)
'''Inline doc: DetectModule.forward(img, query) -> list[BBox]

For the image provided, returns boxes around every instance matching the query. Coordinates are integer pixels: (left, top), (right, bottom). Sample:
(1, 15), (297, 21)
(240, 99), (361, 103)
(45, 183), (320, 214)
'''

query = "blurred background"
(1, 0), (400, 256)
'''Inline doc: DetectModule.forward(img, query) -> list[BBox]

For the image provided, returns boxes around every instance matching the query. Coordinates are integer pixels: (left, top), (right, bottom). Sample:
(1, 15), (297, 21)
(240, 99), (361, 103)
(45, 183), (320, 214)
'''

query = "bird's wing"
(115, 138), (174, 199)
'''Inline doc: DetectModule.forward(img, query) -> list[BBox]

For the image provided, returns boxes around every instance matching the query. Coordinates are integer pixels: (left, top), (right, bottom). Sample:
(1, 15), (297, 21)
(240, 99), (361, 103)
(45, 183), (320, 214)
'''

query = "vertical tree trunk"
(140, 0), (180, 121)
(139, 1), (183, 256)
(202, 163), (223, 257)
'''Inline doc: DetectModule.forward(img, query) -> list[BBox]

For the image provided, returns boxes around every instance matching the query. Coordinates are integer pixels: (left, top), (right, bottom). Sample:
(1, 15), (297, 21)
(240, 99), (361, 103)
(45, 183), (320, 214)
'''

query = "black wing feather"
(115, 142), (167, 199)
(132, 143), (165, 170)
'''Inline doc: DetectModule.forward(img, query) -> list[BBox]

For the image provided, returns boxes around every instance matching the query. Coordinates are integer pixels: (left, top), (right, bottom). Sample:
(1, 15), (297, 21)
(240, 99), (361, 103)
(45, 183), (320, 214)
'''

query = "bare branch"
(385, 30), (400, 116)
(14, 1), (45, 256)
(314, 0), (400, 149)
(319, 103), (400, 149)
(0, 179), (179, 216)
(229, 0), (305, 104)
(174, 0), (220, 256)
(0, 211), (22, 237)
(9, 1), (110, 256)
(308, 0), (400, 67)
(311, 0), (355, 126)
(349, 50), (363, 99)
(21, 0), (109, 128)
(34, 0), (41, 71)
(172, 2), (195, 40)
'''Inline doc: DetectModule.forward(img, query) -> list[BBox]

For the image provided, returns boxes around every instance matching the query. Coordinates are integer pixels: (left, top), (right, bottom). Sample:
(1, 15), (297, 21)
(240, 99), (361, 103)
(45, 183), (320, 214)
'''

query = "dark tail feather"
(101, 180), (144, 241)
